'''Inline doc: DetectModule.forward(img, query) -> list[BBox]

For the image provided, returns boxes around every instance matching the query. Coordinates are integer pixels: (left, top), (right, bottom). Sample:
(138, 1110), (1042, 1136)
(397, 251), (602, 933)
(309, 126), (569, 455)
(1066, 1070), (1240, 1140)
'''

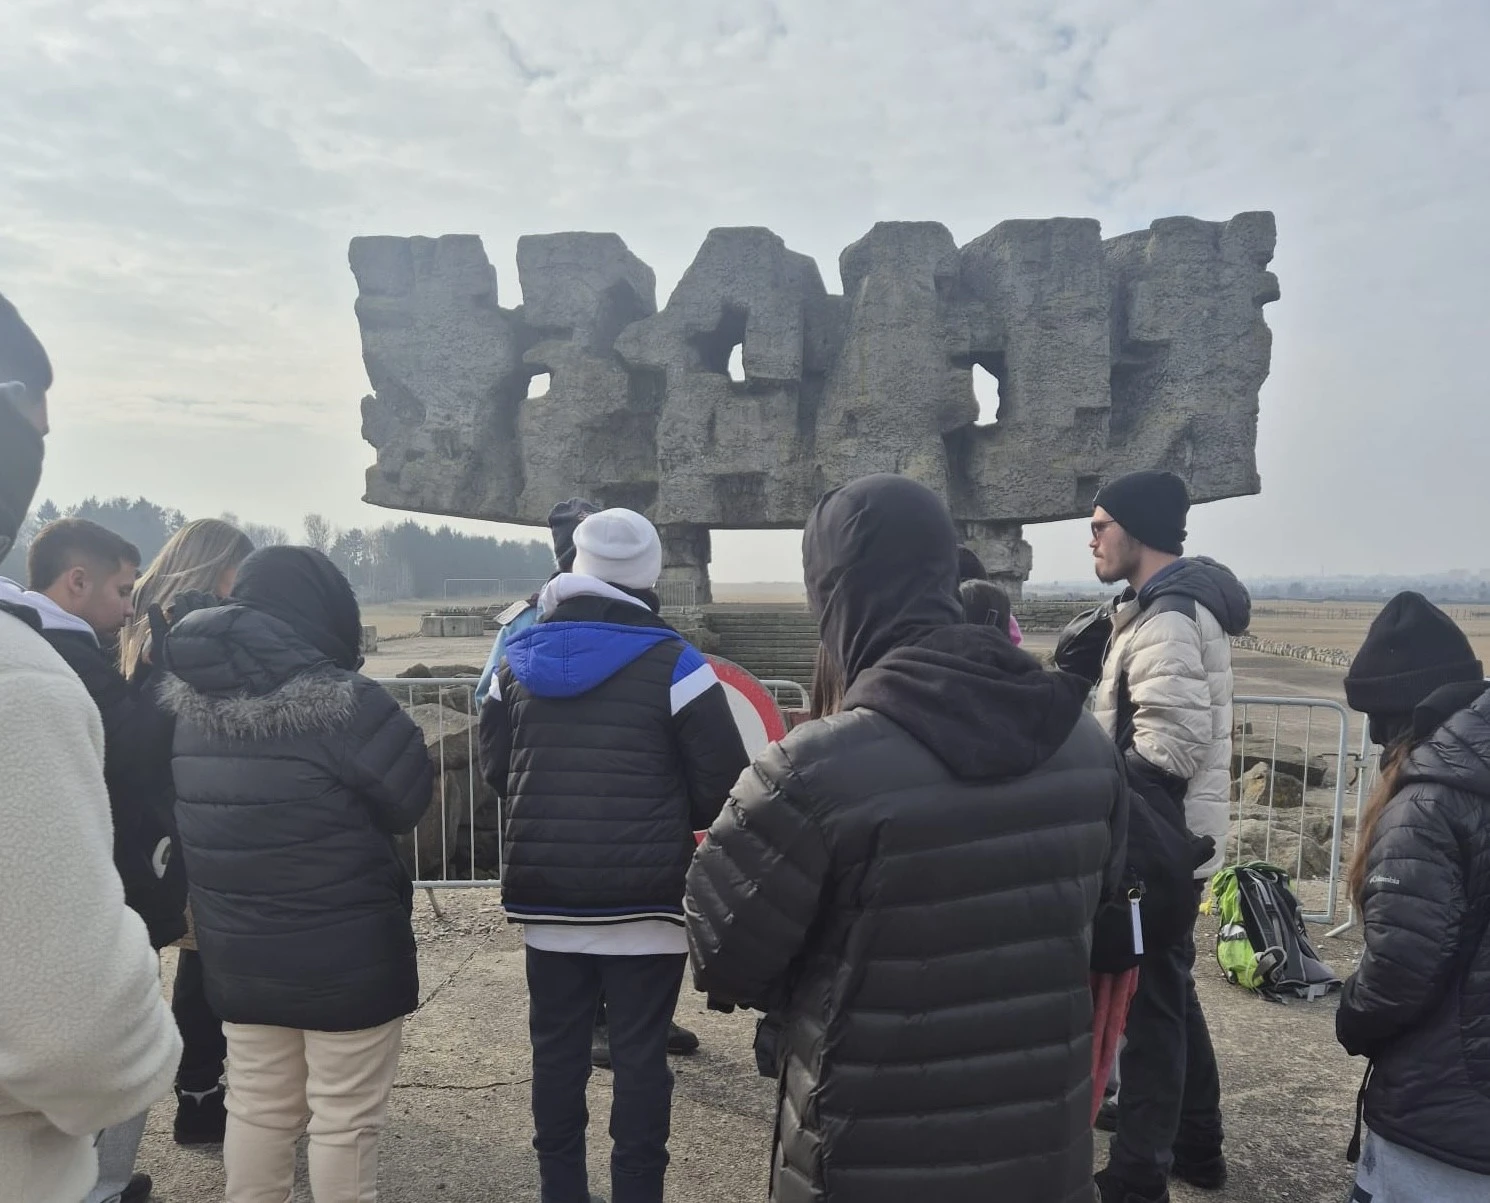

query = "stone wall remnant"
(351, 214), (1278, 600)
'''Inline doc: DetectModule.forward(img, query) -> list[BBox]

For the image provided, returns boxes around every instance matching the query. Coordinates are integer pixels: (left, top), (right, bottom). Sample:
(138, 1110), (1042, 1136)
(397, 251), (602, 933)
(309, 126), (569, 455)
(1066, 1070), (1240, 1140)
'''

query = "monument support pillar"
(658, 522), (713, 605)
(954, 520), (1033, 600)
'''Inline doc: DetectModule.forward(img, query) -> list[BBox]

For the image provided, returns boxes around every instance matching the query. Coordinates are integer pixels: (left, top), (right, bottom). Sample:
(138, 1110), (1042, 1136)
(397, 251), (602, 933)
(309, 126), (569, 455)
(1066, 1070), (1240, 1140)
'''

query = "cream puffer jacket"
(1092, 557), (1251, 878)
(0, 594), (182, 1203)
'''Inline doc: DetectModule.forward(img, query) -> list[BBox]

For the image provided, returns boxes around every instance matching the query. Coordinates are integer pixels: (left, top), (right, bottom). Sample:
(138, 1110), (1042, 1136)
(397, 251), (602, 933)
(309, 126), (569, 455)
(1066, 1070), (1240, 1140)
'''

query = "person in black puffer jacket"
(1338, 592), (1490, 1202)
(685, 474), (1127, 1203)
(160, 546), (433, 1203)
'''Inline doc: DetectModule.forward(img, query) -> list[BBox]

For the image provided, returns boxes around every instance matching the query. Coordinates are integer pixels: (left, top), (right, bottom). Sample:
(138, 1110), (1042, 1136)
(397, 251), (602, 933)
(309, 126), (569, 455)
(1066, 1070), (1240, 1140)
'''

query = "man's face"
(1089, 506), (1142, 585)
(57, 560), (138, 639)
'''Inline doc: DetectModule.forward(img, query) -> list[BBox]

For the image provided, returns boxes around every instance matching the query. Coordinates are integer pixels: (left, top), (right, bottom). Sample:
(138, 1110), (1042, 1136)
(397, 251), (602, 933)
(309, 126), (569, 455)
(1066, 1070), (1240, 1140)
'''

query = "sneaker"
(1094, 1167), (1169, 1203)
(120, 1173), (153, 1202)
(1171, 1146), (1228, 1190)
(591, 1024), (611, 1069)
(1095, 1096), (1119, 1131)
(173, 1083), (227, 1145)
(666, 1021), (700, 1056)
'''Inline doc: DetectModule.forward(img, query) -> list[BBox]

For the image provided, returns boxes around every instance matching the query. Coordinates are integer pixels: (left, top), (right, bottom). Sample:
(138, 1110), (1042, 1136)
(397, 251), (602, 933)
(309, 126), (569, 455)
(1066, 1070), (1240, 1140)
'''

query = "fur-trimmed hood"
(160, 668), (358, 742)
(160, 602), (359, 741)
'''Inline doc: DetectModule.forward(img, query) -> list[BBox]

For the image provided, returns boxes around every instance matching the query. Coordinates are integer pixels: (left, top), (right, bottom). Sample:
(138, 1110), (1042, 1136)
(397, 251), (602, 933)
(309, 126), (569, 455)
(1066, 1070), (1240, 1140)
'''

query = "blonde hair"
(120, 518), (255, 679)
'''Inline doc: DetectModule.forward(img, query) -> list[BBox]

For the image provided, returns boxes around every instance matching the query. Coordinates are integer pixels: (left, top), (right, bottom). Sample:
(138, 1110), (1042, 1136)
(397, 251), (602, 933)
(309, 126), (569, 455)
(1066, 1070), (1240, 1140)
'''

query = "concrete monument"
(351, 214), (1278, 600)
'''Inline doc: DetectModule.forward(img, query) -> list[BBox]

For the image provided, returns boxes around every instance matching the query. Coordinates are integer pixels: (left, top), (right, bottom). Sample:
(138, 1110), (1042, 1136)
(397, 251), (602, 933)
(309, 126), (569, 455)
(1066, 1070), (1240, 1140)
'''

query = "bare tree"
(303, 512), (333, 555)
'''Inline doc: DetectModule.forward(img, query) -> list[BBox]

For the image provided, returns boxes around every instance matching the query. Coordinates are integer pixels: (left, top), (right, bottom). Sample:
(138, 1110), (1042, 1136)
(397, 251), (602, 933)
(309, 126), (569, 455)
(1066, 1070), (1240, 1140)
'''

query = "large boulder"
(1228, 819), (1332, 880)
(1233, 739), (1328, 786)
(1238, 762), (1305, 809)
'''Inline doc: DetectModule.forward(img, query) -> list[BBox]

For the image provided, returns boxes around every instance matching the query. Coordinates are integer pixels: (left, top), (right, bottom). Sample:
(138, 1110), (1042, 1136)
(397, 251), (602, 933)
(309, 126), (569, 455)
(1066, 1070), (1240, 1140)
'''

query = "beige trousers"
(222, 1018), (404, 1203)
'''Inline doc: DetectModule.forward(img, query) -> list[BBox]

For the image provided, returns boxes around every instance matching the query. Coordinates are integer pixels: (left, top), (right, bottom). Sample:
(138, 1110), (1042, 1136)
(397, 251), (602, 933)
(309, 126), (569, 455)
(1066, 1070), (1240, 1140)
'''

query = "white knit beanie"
(571, 508), (662, 590)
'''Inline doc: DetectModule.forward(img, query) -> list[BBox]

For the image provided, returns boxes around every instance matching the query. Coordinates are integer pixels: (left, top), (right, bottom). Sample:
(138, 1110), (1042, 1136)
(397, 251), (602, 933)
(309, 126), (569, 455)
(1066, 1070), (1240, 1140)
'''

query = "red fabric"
(1090, 968), (1140, 1125)
(694, 831), (706, 846)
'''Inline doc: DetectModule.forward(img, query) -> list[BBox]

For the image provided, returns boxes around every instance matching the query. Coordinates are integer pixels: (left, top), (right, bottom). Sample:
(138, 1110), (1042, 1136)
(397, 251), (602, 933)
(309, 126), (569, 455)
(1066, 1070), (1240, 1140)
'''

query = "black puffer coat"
(1337, 682), (1490, 1173)
(479, 590), (748, 927)
(686, 475), (1126, 1203)
(161, 548), (433, 1032)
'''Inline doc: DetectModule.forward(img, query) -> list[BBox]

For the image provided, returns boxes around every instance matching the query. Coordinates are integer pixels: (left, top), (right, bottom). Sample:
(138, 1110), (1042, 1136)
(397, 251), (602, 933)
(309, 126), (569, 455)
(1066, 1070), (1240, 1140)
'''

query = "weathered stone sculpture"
(351, 214), (1277, 600)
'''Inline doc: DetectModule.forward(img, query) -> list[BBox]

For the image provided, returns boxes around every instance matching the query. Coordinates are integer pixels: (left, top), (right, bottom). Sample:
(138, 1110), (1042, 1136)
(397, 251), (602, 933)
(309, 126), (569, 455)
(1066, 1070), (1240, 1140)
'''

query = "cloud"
(2, 0), (1488, 578)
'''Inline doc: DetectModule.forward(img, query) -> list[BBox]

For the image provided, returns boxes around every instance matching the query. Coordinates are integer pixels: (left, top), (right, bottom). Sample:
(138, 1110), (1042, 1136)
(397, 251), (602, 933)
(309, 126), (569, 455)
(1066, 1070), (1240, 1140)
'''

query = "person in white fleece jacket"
(0, 295), (181, 1203)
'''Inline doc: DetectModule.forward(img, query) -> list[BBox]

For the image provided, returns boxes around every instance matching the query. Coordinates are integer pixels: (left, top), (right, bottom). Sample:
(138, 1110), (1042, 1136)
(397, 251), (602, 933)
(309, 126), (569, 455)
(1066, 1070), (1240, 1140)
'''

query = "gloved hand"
(166, 589), (220, 624)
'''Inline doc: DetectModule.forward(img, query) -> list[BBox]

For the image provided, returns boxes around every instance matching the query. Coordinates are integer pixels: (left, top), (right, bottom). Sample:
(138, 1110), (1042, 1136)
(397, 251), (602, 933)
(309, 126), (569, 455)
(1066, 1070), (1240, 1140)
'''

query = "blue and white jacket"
(478, 575), (749, 930)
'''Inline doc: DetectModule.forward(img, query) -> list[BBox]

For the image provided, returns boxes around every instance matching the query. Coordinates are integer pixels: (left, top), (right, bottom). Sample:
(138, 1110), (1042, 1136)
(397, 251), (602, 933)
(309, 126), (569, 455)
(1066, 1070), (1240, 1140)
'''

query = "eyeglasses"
(1090, 519), (1120, 540)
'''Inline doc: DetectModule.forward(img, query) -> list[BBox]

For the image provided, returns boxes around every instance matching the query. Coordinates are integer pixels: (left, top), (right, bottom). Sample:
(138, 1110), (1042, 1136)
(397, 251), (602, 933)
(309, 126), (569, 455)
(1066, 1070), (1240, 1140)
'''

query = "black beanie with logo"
(1344, 591), (1482, 723)
(1093, 470), (1189, 555)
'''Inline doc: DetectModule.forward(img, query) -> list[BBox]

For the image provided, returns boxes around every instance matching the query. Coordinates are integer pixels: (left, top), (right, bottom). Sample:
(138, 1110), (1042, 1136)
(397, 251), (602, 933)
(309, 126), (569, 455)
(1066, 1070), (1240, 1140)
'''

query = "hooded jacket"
(685, 475), (1126, 1203)
(1092, 556), (1251, 877)
(479, 574), (748, 935)
(5, 580), (189, 948)
(1336, 683), (1490, 1174)
(0, 595), (182, 1203)
(161, 548), (434, 1032)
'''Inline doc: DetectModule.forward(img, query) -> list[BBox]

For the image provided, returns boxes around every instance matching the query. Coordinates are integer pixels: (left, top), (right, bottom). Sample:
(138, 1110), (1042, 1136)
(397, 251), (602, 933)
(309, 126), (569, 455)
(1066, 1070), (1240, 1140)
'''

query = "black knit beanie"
(1344, 592), (1482, 721)
(1093, 470), (1189, 555)
(547, 497), (601, 571)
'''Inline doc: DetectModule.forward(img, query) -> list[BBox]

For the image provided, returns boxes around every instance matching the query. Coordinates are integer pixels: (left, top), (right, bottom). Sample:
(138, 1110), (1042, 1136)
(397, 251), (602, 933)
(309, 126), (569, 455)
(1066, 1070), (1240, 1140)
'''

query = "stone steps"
(706, 605), (819, 686)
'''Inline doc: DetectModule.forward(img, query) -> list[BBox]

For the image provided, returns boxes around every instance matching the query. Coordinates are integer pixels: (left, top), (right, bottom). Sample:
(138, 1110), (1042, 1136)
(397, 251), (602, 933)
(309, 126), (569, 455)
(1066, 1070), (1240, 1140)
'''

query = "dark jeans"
(1109, 884), (1223, 1186)
(526, 947), (686, 1203)
(172, 950), (227, 1093)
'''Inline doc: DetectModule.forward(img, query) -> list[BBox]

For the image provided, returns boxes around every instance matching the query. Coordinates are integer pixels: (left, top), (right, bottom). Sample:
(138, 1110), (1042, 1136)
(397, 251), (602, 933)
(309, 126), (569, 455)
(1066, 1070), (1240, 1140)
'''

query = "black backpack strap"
(1346, 1061), (1373, 1163)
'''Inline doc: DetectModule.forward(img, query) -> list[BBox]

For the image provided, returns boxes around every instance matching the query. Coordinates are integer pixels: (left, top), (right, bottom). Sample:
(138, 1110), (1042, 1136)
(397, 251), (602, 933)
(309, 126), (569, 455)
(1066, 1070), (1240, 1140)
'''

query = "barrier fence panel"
(761, 678), (809, 713)
(1228, 695), (1352, 925)
(1325, 725), (1381, 937)
(375, 677), (504, 890)
(376, 677), (1363, 924)
(441, 578), (547, 603)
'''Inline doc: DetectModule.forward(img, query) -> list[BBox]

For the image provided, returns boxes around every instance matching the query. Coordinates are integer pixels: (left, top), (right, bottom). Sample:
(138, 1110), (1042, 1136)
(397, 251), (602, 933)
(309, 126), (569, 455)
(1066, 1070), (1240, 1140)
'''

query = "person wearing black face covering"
(0, 293), (183, 1203)
(685, 474), (1128, 1203)
(159, 546), (434, 1203)
(1337, 593), (1490, 1202)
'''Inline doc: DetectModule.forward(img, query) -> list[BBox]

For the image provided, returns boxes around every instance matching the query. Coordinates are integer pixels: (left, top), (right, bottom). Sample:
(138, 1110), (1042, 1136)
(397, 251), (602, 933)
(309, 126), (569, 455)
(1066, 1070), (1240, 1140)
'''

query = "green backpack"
(1209, 862), (1341, 1001)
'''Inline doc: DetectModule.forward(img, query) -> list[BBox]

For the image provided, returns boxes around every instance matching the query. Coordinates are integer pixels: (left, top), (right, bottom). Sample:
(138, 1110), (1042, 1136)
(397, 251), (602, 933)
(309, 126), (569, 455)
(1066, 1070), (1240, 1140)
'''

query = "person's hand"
(166, 589), (219, 625)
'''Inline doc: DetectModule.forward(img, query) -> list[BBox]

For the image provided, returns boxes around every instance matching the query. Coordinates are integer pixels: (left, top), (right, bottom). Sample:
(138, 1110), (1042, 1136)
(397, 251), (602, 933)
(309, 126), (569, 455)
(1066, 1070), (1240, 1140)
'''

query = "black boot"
(1171, 1144), (1228, 1190)
(173, 1083), (227, 1146)
(666, 1021), (699, 1056)
(120, 1173), (153, 1202)
(1094, 1167), (1169, 1203)
(590, 1022), (611, 1069)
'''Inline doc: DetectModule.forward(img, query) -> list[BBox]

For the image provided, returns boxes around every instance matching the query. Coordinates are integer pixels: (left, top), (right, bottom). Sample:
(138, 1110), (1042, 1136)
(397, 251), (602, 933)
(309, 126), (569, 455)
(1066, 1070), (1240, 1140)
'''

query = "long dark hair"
(810, 643), (844, 720)
(1348, 736), (1417, 909)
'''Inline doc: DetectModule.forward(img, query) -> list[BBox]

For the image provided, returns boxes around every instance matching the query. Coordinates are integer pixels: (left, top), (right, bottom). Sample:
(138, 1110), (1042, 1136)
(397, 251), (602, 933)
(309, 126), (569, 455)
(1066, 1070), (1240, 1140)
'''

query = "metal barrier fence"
(376, 679), (1363, 926)
(440, 578), (698, 609)
(442, 578), (547, 602)
(376, 678), (503, 890)
(761, 678), (809, 712)
(1325, 726), (1381, 937)
(1228, 695), (1354, 925)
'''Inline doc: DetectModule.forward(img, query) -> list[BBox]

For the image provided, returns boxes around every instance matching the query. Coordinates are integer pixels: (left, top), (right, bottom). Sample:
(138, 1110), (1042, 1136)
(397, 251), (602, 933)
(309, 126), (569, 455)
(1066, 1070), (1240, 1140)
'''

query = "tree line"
(1, 497), (551, 602)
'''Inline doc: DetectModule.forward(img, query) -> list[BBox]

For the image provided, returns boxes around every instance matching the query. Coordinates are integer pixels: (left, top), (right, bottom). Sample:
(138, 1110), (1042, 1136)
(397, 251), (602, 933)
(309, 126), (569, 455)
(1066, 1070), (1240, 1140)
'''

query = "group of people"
(3, 276), (1489, 1203)
(1, 292), (436, 1203)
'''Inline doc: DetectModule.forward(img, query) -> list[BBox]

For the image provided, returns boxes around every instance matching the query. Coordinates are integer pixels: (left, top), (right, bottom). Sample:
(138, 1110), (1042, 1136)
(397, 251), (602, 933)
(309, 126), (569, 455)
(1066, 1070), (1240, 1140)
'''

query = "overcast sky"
(4, 0), (1486, 583)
